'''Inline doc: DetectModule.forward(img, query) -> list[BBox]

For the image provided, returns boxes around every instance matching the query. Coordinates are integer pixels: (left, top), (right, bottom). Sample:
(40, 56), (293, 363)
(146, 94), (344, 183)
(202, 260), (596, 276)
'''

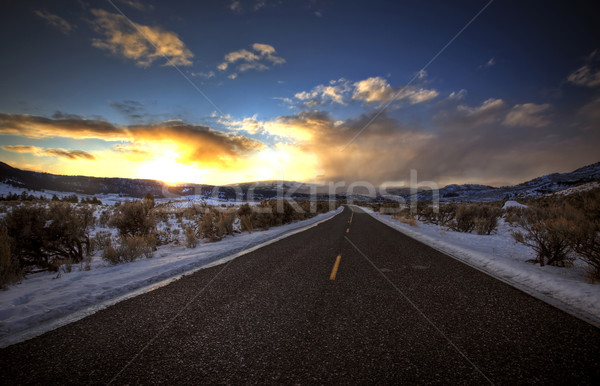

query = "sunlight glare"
(137, 155), (204, 185)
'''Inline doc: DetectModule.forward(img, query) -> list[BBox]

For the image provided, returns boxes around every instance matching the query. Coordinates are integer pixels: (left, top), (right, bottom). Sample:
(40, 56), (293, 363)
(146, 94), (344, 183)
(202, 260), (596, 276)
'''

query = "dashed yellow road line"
(346, 228), (350, 233)
(329, 254), (342, 280)
(349, 212), (353, 224)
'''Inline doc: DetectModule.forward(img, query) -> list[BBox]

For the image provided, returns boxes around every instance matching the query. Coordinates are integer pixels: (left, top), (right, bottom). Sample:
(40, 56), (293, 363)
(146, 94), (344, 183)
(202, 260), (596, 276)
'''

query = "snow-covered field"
(0, 207), (343, 348)
(0, 182), (258, 208)
(362, 206), (600, 327)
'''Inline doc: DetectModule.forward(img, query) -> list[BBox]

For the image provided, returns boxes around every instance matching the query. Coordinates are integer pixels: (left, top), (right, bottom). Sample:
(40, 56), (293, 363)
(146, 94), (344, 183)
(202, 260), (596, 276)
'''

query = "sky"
(0, 0), (599, 187)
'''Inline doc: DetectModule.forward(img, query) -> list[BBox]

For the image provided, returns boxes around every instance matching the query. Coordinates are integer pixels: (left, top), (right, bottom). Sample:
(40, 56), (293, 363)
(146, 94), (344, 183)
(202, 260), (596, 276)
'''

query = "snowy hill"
(413, 162), (600, 202)
(1, 160), (599, 202)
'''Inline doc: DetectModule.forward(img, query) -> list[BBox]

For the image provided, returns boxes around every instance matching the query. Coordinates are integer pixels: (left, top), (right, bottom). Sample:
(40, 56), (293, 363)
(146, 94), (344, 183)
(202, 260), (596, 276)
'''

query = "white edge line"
(0, 207), (344, 348)
(353, 205), (600, 329)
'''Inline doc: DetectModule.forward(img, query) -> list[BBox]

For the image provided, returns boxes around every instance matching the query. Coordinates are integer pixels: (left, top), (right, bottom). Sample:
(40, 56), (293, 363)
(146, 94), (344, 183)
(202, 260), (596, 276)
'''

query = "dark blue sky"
(0, 0), (598, 185)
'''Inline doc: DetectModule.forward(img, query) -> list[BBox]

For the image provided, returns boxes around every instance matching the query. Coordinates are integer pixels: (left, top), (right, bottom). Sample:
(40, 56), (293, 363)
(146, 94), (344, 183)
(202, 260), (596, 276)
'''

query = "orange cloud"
(0, 113), (263, 168)
(2, 145), (96, 160)
(90, 9), (193, 67)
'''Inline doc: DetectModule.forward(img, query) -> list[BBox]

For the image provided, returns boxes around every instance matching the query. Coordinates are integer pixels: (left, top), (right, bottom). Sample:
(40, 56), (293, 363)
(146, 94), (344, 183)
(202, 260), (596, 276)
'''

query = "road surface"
(1, 206), (599, 384)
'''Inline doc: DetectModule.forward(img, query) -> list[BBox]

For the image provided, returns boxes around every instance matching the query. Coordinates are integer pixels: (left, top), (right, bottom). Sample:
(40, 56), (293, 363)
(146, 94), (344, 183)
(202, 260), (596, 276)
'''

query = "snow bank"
(502, 200), (527, 209)
(361, 206), (600, 327)
(0, 207), (343, 348)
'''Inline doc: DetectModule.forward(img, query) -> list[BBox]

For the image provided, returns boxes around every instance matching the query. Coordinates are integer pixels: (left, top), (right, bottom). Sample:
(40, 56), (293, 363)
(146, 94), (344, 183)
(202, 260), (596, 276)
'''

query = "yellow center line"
(346, 228), (350, 233)
(329, 254), (342, 280)
(349, 213), (353, 224)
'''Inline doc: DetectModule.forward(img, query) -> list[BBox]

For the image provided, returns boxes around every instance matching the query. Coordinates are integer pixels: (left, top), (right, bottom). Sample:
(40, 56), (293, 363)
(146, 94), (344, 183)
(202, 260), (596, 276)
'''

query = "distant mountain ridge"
(420, 162), (600, 202)
(1, 161), (599, 202)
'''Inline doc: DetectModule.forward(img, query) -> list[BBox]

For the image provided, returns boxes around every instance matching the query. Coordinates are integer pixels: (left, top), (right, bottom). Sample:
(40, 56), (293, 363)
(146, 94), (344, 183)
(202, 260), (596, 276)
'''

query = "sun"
(137, 156), (204, 185)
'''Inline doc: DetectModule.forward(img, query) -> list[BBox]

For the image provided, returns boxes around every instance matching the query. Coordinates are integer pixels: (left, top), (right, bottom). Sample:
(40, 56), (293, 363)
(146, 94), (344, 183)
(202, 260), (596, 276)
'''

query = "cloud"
(128, 122), (264, 166)
(229, 1), (242, 13)
(52, 111), (84, 120)
(448, 89), (467, 100)
(568, 50), (600, 87)
(568, 65), (600, 87)
(115, 0), (154, 12)
(217, 43), (285, 74)
(228, 0), (273, 13)
(0, 113), (124, 140)
(290, 76), (439, 109)
(294, 78), (352, 107)
(503, 103), (551, 128)
(109, 100), (146, 120)
(352, 77), (439, 105)
(113, 144), (150, 157)
(219, 114), (264, 134)
(255, 110), (432, 182)
(34, 10), (75, 35)
(352, 77), (394, 104)
(90, 9), (193, 67)
(191, 71), (216, 79)
(478, 57), (495, 69)
(252, 43), (275, 56)
(402, 88), (440, 104)
(254, 0), (267, 11)
(406, 97), (600, 185)
(2, 145), (96, 160)
(262, 110), (335, 142)
(223, 49), (259, 65)
(452, 98), (507, 127)
(0, 113), (263, 168)
(218, 96), (600, 186)
(238, 62), (268, 72)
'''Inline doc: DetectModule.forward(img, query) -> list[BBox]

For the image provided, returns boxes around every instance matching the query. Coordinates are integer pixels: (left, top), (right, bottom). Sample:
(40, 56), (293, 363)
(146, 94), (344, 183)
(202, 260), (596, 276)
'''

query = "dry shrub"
(452, 204), (477, 233)
(0, 225), (22, 288)
(474, 205), (503, 235)
(243, 199), (330, 231)
(567, 189), (600, 280)
(184, 227), (197, 248)
(120, 235), (154, 261)
(154, 208), (170, 223)
(572, 221), (600, 281)
(198, 209), (236, 241)
(240, 214), (253, 233)
(198, 210), (218, 241)
(512, 206), (577, 267)
(392, 209), (418, 227)
(216, 211), (236, 237)
(109, 200), (156, 237)
(417, 203), (455, 226)
(182, 206), (200, 220)
(449, 204), (502, 235)
(504, 206), (525, 225)
(4, 202), (94, 271)
(437, 203), (457, 226)
(399, 216), (418, 227)
(102, 243), (120, 265)
(102, 235), (154, 264)
(238, 203), (252, 218)
(91, 231), (113, 253)
(98, 209), (112, 227)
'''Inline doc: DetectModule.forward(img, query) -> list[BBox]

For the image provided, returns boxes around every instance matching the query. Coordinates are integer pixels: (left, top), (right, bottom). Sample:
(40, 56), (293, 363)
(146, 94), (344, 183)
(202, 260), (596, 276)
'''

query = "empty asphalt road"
(1, 206), (599, 384)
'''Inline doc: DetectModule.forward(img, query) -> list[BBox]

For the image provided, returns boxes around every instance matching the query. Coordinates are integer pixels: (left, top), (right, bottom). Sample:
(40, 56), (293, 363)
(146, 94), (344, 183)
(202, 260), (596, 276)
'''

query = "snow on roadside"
(360, 206), (600, 327)
(0, 207), (343, 348)
(502, 200), (527, 209)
